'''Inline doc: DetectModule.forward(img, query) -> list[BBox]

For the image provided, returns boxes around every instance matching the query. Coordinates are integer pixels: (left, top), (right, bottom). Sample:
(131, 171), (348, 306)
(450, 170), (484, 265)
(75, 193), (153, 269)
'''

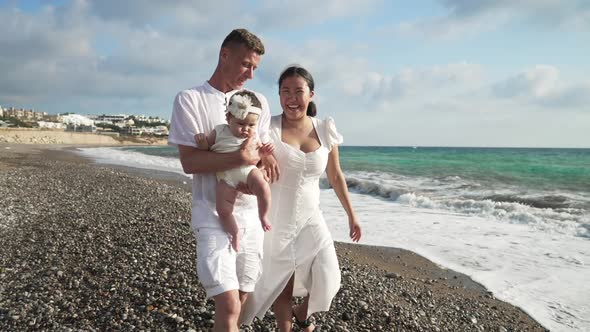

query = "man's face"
(220, 44), (261, 91)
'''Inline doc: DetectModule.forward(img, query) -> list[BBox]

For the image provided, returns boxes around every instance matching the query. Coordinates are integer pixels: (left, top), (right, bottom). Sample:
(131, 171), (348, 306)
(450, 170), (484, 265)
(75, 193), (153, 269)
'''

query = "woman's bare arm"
(326, 145), (361, 242)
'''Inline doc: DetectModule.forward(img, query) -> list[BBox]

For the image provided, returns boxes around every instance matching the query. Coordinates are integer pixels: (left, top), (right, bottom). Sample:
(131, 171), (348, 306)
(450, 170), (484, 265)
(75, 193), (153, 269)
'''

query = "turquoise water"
(118, 144), (588, 236)
(338, 146), (590, 193)
(121, 145), (590, 212)
(127, 146), (590, 193)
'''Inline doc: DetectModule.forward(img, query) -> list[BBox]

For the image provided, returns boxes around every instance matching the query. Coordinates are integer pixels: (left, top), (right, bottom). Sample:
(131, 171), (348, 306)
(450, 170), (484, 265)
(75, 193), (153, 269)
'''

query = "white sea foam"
(322, 191), (590, 332)
(395, 192), (588, 237)
(327, 171), (589, 238)
(77, 147), (590, 332)
(76, 147), (189, 178)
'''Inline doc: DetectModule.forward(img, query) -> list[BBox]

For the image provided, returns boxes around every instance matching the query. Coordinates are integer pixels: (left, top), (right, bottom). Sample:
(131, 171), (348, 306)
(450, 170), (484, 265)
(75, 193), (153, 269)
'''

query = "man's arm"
(195, 130), (216, 150)
(177, 136), (260, 174)
(195, 134), (210, 150)
(169, 91), (260, 175)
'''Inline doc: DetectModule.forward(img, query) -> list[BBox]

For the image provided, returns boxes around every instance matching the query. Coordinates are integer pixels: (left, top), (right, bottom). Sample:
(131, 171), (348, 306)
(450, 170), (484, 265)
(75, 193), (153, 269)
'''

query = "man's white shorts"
(195, 226), (264, 298)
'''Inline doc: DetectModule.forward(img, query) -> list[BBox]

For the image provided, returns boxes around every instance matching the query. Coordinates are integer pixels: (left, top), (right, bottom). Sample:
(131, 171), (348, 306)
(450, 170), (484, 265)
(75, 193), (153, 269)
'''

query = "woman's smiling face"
(279, 75), (314, 120)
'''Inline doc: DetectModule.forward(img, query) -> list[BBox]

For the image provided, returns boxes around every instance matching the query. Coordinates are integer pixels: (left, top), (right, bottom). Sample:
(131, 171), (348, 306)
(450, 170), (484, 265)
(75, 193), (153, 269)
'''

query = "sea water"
(77, 146), (590, 331)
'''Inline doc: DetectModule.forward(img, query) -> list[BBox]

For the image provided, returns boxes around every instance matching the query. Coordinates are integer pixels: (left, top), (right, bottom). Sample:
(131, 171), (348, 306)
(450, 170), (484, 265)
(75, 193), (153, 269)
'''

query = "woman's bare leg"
(273, 275), (294, 332)
(293, 296), (315, 331)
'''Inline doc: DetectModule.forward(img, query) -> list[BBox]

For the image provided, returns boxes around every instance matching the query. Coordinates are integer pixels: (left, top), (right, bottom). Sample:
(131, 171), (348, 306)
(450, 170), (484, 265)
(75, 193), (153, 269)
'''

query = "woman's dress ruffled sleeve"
(323, 116), (343, 151)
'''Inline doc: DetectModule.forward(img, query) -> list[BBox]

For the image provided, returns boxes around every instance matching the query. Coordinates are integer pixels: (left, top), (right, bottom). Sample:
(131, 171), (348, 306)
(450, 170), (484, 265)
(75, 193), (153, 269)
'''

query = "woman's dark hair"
(278, 66), (317, 117)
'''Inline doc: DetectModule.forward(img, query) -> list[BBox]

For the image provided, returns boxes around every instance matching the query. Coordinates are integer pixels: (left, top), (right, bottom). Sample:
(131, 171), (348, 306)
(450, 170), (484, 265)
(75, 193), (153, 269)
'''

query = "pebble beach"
(0, 144), (549, 331)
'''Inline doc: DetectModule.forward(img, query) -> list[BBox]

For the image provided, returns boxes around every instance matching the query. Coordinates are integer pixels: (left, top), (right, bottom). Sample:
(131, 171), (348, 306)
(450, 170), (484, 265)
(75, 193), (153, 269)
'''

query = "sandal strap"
(292, 310), (313, 328)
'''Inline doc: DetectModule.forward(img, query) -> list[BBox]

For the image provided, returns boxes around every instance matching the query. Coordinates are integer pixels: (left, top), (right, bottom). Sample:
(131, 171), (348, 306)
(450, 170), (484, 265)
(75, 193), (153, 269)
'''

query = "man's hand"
(239, 136), (260, 166)
(260, 154), (280, 184)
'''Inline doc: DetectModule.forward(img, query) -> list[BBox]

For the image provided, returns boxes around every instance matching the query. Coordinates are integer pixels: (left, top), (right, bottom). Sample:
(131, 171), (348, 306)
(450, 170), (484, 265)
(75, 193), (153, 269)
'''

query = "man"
(168, 28), (278, 331)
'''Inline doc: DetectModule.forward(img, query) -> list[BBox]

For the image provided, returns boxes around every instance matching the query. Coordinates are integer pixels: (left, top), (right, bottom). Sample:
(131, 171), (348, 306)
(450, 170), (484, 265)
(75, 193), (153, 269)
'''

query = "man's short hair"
(221, 28), (265, 55)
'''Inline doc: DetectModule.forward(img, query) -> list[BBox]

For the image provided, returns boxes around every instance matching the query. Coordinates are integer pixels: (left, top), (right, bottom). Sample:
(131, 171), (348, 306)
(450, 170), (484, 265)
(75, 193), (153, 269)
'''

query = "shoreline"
(0, 143), (548, 331)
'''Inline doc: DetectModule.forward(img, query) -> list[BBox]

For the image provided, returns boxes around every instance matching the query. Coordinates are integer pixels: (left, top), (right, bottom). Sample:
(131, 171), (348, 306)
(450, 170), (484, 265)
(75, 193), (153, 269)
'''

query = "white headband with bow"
(227, 94), (261, 120)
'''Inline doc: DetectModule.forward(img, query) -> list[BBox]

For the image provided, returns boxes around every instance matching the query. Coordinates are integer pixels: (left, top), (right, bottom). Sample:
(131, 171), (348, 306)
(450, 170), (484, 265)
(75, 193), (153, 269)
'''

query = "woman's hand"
(349, 216), (361, 242)
(260, 154), (280, 184)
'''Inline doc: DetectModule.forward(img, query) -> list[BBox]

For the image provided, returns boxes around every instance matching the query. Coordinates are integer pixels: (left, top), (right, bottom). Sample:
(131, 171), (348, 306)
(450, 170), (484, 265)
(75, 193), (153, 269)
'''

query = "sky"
(1, 0), (589, 148)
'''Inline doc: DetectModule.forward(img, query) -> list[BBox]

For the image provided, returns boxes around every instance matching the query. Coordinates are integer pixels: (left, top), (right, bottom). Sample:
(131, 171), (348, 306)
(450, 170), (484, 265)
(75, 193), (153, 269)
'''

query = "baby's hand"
(195, 133), (209, 150)
(259, 142), (275, 157)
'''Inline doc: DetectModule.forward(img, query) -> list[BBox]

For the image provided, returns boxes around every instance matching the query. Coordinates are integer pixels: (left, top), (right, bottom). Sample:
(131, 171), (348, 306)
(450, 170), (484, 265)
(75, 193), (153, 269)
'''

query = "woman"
(240, 66), (361, 331)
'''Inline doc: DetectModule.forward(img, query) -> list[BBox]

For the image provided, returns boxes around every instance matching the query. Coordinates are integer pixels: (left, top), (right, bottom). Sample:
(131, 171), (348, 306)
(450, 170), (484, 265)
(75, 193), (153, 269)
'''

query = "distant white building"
(96, 114), (127, 122)
(0, 105), (4, 118)
(123, 126), (142, 135)
(61, 114), (96, 132)
(61, 114), (94, 126)
(136, 114), (169, 124)
(37, 121), (66, 129)
(143, 125), (169, 136)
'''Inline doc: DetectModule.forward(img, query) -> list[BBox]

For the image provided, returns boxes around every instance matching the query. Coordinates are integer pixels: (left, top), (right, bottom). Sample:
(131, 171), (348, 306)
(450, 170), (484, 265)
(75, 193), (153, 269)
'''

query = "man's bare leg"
(239, 291), (248, 305)
(213, 290), (241, 332)
(216, 180), (240, 250)
(246, 168), (271, 231)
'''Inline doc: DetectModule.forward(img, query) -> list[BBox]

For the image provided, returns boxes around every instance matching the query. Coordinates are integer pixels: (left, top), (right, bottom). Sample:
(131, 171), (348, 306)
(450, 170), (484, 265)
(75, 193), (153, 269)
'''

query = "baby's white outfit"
(211, 124), (257, 187)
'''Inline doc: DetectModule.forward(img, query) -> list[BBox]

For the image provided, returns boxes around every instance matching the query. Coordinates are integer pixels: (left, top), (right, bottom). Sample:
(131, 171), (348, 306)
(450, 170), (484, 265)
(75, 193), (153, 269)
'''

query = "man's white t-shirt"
(168, 81), (271, 230)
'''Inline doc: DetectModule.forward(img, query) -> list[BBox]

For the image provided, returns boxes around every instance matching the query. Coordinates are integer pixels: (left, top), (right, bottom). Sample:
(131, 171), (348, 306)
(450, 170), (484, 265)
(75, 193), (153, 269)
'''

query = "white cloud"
(542, 82), (590, 108)
(0, 0), (385, 115)
(255, 0), (383, 28)
(456, 0), (590, 30)
(491, 65), (590, 108)
(88, 0), (234, 27)
(393, 0), (590, 39)
(357, 63), (484, 102)
(492, 65), (559, 98)
(0, 5), (94, 97)
(0, 1), (227, 114)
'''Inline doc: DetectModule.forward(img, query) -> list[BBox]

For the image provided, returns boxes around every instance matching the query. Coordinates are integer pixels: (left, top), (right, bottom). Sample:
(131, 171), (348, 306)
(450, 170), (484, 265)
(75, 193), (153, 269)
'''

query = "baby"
(195, 90), (272, 251)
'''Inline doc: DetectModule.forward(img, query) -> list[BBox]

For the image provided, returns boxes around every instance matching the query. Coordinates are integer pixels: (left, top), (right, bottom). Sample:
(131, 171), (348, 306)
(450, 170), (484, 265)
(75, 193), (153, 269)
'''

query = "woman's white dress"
(241, 115), (344, 324)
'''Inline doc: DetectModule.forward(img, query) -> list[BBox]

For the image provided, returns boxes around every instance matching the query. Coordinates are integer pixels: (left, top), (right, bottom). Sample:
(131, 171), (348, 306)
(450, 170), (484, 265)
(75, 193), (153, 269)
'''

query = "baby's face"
(228, 112), (259, 138)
